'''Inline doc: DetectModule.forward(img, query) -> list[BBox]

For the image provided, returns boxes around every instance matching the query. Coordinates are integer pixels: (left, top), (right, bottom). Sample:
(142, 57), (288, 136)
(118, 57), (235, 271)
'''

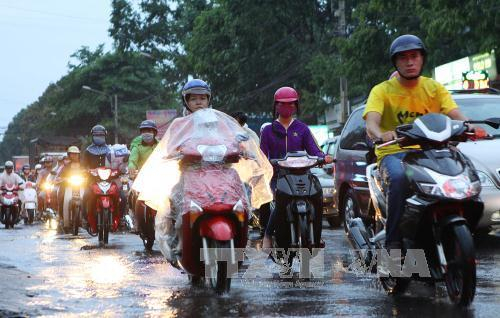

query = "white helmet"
(4, 161), (14, 168)
(35, 164), (42, 170)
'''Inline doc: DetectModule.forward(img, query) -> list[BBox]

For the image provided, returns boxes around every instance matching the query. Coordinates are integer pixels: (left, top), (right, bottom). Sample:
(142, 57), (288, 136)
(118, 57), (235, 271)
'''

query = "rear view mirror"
(485, 118), (500, 129)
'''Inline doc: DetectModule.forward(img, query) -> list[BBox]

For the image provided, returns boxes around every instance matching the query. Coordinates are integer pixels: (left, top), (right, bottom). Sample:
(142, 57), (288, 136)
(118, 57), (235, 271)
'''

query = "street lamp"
(82, 85), (119, 144)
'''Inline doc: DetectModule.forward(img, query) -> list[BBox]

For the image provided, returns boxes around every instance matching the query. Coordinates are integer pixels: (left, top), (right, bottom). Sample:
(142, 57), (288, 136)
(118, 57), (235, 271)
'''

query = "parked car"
(311, 167), (339, 227)
(333, 90), (500, 234)
(321, 136), (339, 176)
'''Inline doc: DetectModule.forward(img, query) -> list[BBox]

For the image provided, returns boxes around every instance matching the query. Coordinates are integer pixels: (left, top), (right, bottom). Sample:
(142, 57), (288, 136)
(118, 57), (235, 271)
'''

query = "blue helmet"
(181, 79), (211, 108)
(139, 119), (158, 133)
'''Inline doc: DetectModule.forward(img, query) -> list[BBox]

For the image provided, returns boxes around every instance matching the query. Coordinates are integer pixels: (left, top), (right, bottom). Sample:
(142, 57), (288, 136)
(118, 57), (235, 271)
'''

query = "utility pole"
(335, 0), (349, 123)
(113, 94), (118, 144)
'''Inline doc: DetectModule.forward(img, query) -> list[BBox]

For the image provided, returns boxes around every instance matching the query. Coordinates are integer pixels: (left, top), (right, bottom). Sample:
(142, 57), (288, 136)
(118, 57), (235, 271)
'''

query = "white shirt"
(0, 171), (25, 189)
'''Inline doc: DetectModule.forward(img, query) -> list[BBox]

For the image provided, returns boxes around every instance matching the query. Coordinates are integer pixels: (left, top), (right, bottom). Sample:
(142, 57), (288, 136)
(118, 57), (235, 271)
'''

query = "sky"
(0, 0), (113, 137)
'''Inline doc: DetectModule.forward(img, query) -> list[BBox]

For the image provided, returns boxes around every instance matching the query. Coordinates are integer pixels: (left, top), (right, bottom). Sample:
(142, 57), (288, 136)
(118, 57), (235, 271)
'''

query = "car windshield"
(455, 97), (500, 137)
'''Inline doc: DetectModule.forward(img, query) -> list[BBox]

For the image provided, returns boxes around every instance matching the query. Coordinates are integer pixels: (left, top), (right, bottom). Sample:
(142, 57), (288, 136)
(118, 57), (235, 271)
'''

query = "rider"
(81, 125), (113, 230)
(129, 119), (159, 234)
(20, 164), (35, 182)
(260, 86), (333, 247)
(0, 161), (25, 223)
(56, 146), (82, 227)
(36, 156), (54, 214)
(129, 120), (159, 177)
(363, 34), (473, 250)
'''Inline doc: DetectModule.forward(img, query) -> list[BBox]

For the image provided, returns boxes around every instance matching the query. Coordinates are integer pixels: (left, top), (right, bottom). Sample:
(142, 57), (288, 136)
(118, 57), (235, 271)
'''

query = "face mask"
(142, 132), (155, 143)
(92, 136), (106, 145)
(276, 104), (296, 118)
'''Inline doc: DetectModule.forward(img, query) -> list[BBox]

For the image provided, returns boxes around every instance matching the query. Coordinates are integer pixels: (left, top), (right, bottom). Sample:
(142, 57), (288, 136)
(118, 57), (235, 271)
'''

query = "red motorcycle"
(1, 184), (20, 229)
(176, 137), (249, 293)
(88, 167), (120, 245)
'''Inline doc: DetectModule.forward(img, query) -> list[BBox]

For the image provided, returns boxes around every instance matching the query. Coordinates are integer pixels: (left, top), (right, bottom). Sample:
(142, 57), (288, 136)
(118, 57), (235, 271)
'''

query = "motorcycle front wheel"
(71, 203), (80, 236)
(207, 240), (231, 294)
(143, 211), (155, 251)
(4, 208), (11, 229)
(443, 224), (476, 306)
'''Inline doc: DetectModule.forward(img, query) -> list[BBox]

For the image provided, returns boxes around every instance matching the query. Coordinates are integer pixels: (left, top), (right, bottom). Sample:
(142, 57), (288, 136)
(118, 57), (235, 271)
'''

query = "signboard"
(146, 109), (178, 138)
(309, 125), (329, 146)
(12, 155), (29, 171)
(434, 50), (497, 89)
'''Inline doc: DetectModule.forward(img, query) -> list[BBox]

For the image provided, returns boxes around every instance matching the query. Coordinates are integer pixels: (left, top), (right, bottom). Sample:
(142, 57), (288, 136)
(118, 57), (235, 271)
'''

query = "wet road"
(0, 221), (499, 317)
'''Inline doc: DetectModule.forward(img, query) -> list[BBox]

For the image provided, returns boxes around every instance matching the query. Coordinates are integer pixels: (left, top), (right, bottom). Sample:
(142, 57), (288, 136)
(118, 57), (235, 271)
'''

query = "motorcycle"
(22, 183), (37, 225)
(1, 184), (20, 229)
(347, 113), (500, 306)
(270, 151), (325, 267)
(62, 172), (85, 235)
(40, 179), (57, 224)
(89, 167), (120, 246)
(135, 199), (156, 250)
(174, 136), (250, 294)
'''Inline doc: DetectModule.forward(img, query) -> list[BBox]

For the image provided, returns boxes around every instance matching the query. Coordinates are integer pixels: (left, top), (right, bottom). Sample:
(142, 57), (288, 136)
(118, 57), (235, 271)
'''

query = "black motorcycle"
(347, 113), (500, 306)
(270, 151), (325, 265)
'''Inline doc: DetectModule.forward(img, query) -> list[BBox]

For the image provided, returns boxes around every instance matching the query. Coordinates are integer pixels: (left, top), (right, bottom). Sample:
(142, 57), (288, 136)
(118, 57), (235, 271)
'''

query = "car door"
(334, 107), (370, 216)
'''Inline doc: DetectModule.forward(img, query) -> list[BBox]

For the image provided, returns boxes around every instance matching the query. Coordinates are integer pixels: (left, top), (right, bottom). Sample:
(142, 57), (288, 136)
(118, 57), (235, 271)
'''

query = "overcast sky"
(0, 0), (113, 135)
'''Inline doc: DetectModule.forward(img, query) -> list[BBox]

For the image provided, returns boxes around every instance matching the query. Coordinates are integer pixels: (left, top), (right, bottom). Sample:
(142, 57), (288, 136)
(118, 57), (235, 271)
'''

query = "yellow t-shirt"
(363, 76), (458, 161)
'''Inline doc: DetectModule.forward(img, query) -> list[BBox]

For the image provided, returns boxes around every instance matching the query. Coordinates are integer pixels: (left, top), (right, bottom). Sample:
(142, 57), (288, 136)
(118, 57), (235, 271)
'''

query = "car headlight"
(419, 168), (481, 199)
(476, 171), (495, 187)
(69, 175), (84, 186)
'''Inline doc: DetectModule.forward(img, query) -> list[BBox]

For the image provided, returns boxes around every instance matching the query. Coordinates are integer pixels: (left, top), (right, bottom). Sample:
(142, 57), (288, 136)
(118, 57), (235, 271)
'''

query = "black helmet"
(90, 124), (107, 136)
(390, 34), (426, 63)
(139, 120), (158, 133)
(22, 164), (30, 171)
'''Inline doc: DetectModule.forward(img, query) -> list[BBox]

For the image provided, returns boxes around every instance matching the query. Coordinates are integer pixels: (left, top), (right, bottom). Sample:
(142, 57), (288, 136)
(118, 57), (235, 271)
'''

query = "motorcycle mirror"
(484, 117), (500, 129)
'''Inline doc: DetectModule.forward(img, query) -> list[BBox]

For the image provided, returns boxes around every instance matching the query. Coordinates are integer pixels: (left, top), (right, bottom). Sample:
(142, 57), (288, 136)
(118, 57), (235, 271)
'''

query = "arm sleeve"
(128, 146), (140, 170)
(303, 127), (325, 157)
(363, 84), (385, 119)
(260, 130), (270, 159)
(436, 83), (459, 114)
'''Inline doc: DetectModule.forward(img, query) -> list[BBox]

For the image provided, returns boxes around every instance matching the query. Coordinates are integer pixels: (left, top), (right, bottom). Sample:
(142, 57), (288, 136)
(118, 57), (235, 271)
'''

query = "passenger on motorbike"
(363, 34), (475, 250)
(133, 79), (273, 263)
(260, 87), (333, 248)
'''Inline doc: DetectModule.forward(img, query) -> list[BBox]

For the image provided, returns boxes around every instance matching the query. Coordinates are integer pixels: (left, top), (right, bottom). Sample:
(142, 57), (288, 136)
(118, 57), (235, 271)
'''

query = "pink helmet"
(274, 87), (299, 103)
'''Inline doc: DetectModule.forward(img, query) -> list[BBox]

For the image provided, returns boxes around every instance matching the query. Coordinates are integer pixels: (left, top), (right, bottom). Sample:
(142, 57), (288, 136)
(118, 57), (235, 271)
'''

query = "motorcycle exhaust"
(124, 214), (134, 231)
(348, 218), (370, 250)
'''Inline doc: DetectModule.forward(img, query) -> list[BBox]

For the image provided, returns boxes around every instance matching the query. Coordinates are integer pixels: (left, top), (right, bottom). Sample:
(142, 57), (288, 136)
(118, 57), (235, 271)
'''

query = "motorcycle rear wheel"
(27, 209), (35, 225)
(443, 224), (476, 306)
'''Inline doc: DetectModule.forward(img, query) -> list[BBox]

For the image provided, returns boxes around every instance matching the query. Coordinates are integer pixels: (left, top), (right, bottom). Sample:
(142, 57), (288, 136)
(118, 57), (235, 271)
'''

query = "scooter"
(347, 113), (500, 306)
(22, 182), (37, 225)
(62, 172), (85, 235)
(175, 136), (249, 294)
(88, 167), (120, 246)
(1, 184), (20, 229)
(270, 151), (325, 266)
(40, 179), (57, 224)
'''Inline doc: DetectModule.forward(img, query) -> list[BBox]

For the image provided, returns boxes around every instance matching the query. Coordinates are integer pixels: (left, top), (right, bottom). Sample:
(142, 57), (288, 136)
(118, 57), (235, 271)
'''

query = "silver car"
(453, 91), (500, 231)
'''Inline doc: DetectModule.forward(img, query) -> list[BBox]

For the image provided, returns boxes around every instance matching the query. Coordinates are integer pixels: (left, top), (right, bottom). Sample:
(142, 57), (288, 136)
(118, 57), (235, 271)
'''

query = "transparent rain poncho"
(132, 108), (273, 255)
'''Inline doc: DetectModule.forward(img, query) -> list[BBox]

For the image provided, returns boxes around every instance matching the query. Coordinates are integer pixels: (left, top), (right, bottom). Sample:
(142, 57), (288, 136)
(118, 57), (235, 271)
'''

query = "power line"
(0, 4), (107, 23)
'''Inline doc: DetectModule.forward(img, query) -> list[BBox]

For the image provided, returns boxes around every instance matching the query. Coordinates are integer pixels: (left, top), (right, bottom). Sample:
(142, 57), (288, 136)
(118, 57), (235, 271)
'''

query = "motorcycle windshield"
(133, 108), (273, 214)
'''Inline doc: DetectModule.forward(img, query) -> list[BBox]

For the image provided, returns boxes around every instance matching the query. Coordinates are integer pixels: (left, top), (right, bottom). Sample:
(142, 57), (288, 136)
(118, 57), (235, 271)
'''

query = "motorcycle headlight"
(476, 171), (495, 187)
(419, 168), (481, 200)
(97, 168), (112, 181)
(69, 175), (84, 186)
(43, 182), (54, 191)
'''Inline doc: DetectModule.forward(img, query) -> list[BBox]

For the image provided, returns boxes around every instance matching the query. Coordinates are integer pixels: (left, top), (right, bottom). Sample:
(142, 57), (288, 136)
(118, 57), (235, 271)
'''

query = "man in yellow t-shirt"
(363, 34), (471, 249)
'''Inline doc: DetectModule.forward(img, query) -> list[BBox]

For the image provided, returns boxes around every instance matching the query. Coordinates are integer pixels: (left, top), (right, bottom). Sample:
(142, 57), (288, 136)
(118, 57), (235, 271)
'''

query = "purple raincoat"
(260, 119), (324, 161)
